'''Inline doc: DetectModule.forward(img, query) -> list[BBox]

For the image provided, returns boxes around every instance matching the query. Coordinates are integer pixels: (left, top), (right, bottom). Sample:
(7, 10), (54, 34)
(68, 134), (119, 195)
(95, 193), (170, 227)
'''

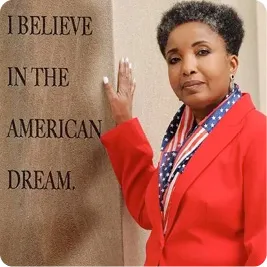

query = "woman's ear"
(229, 55), (239, 74)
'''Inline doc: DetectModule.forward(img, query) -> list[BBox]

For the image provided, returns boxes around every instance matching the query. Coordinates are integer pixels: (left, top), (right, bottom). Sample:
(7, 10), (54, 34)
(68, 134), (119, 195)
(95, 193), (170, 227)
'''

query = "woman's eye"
(197, 50), (210, 56)
(168, 57), (181, 64)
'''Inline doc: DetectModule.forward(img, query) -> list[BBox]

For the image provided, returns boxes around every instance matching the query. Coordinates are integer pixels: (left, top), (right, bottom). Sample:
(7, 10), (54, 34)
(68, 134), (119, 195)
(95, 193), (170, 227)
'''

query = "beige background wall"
(112, 1), (178, 265)
(112, 0), (266, 265)
(256, 0), (267, 114)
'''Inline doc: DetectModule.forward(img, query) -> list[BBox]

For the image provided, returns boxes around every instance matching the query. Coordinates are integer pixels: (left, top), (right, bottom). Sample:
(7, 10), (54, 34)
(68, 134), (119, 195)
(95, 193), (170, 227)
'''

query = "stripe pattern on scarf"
(158, 85), (242, 232)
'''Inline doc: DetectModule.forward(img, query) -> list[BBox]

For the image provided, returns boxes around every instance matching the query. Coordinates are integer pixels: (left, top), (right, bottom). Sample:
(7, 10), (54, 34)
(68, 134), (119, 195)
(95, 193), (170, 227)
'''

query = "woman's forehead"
(166, 21), (224, 52)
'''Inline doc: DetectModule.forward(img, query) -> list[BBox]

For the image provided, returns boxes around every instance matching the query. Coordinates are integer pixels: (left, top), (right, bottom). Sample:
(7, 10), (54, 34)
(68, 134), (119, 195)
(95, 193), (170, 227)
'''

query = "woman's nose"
(182, 57), (197, 76)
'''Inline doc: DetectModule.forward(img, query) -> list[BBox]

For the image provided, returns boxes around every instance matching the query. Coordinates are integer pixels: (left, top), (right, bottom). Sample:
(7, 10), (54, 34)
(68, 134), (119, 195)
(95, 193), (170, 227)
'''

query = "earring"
(230, 74), (235, 91)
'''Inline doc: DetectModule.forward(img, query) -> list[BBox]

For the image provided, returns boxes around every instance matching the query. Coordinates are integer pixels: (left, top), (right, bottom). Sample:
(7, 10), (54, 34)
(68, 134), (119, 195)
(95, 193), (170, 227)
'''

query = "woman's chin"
(181, 94), (212, 109)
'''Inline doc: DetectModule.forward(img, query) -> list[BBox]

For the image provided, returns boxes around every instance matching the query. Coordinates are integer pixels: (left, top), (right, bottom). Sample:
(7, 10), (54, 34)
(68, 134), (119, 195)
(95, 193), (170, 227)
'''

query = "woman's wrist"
(115, 115), (133, 125)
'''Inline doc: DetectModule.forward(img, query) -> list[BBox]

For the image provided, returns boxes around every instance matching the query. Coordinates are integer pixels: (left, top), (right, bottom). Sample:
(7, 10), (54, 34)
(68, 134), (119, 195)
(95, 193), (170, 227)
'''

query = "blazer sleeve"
(100, 118), (157, 230)
(243, 122), (266, 266)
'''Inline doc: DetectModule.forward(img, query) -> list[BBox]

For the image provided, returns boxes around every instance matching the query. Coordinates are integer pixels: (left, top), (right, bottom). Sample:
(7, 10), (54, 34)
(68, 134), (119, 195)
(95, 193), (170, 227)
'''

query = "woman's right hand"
(103, 57), (136, 125)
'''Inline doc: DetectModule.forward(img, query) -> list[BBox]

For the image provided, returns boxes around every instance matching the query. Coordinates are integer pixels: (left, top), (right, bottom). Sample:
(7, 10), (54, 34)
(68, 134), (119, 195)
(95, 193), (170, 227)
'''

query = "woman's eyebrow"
(166, 48), (178, 56)
(192, 40), (210, 47)
(166, 40), (210, 56)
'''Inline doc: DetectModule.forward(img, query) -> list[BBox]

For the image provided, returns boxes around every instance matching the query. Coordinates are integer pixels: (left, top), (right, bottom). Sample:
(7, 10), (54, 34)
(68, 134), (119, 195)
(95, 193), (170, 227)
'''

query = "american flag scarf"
(158, 84), (242, 232)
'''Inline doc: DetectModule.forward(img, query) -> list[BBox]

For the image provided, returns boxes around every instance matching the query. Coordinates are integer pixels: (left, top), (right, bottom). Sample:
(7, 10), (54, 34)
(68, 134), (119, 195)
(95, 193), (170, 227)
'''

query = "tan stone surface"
(0, 0), (123, 265)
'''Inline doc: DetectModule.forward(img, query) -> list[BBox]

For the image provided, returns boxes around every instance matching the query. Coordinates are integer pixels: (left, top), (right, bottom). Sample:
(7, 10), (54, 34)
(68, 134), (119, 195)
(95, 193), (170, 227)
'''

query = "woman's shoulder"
(239, 108), (266, 145)
(243, 108), (266, 131)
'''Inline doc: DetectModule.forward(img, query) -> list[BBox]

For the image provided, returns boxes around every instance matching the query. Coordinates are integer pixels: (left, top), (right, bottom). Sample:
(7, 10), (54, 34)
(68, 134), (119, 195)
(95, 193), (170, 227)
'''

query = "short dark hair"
(157, 0), (245, 57)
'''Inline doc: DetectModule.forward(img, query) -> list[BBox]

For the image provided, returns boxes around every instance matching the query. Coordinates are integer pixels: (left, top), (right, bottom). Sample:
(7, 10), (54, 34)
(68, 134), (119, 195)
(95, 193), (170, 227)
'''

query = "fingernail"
(121, 57), (125, 63)
(129, 63), (132, 69)
(125, 57), (129, 63)
(103, 76), (109, 84)
(133, 78), (136, 84)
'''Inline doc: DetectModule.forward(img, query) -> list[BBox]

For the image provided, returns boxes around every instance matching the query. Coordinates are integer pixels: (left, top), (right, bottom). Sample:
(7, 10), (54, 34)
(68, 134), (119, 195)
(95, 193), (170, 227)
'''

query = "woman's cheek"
(169, 70), (180, 90)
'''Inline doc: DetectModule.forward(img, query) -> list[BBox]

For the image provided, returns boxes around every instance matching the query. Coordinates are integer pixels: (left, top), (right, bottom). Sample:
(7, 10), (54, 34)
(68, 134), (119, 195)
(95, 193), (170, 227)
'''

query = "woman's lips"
(182, 80), (205, 89)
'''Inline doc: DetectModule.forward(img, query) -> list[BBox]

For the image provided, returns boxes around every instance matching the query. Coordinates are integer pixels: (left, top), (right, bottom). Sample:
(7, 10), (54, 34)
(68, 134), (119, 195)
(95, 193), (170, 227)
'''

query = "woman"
(101, 1), (266, 266)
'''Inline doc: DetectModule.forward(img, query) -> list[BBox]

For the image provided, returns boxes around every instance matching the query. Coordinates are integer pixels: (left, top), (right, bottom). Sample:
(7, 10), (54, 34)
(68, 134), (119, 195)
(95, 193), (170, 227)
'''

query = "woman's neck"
(190, 87), (236, 124)
(192, 109), (212, 124)
(191, 97), (226, 124)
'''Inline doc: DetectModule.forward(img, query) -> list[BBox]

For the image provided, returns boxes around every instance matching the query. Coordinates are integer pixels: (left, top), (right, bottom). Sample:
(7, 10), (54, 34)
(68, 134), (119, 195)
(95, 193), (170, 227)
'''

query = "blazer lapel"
(164, 94), (255, 238)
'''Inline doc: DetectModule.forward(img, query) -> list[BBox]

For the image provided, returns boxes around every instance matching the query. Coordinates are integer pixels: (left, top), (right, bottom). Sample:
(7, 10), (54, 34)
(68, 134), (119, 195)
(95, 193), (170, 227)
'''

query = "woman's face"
(165, 22), (238, 110)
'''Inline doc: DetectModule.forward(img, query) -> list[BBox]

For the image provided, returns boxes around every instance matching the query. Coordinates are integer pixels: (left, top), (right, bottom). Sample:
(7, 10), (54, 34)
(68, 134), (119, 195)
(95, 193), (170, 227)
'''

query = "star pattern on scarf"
(203, 92), (241, 132)
(161, 107), (185, 151)
(158, 149), (197, 207)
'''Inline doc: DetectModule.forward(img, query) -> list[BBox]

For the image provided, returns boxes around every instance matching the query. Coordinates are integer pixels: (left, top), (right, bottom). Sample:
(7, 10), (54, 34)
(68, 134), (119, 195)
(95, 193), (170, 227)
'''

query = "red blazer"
(101, 93), (266, 266)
